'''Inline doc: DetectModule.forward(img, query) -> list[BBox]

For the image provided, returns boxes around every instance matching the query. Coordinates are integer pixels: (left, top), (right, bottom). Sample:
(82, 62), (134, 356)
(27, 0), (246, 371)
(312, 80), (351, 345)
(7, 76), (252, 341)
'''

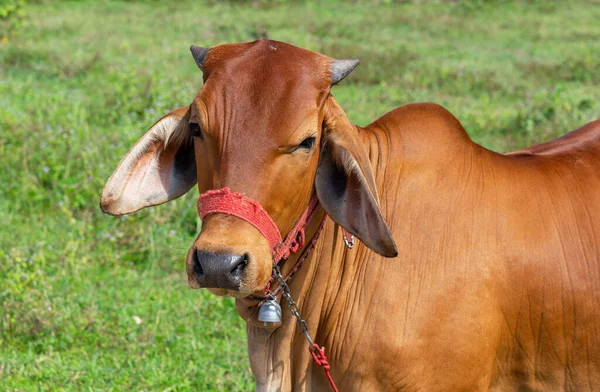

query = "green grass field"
(1, 0), (599, 390)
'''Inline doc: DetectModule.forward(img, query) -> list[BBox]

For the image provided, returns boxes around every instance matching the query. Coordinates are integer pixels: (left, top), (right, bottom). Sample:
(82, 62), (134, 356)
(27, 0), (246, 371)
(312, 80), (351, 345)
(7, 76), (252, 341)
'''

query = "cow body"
(101, 40), (600, 391)
(241, 103), (600, 391)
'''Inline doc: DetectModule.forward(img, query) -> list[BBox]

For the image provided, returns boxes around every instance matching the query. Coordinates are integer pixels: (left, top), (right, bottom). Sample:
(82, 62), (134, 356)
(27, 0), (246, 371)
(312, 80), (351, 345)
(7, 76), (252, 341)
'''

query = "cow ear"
(316, 97), (398, 257)
(100, 106), (197, 215)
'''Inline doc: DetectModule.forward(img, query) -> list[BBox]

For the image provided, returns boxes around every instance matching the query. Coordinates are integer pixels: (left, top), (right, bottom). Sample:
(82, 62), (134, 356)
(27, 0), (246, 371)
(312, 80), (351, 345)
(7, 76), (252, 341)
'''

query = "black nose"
(193, 251), (248, 290)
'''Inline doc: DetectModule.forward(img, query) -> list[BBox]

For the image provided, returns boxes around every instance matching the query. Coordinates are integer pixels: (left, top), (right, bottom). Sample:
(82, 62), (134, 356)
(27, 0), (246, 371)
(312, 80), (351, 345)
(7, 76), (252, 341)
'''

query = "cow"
(100, 40), (600, 391)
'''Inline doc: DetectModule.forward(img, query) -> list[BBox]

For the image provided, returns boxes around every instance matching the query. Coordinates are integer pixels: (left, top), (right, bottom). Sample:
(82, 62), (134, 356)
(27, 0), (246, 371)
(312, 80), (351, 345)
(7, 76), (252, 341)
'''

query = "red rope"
(249, 213), (327, 300)
(198, 188), (282, 251)
(309, 343), (339, 392)
(198, 188), (320, 265)
(272, 194), (320, 263)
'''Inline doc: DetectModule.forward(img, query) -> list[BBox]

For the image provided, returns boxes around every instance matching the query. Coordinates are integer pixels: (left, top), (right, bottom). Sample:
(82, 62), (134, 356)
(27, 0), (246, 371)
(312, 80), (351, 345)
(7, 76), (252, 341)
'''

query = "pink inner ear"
(122, 144), (168, 205)
(100, 109), (197, 216)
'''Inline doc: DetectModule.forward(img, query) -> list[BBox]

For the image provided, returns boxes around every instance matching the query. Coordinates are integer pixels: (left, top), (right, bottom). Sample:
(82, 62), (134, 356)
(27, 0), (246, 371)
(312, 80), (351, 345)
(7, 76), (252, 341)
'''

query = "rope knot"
(289, 228), (306, 253)
(309, 344), (331, 370)
(309, 343), (338, 391)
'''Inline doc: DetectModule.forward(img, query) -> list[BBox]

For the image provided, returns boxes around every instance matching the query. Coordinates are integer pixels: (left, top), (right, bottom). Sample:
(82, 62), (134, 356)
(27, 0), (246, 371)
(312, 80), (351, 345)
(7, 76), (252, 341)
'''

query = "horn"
(190, 45), (209, 70)
(330, 58), (360, 85)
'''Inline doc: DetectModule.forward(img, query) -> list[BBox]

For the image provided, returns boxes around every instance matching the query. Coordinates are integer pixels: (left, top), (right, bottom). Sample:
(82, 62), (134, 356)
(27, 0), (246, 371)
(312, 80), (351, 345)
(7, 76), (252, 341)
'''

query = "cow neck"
(259, 206), (328, 300)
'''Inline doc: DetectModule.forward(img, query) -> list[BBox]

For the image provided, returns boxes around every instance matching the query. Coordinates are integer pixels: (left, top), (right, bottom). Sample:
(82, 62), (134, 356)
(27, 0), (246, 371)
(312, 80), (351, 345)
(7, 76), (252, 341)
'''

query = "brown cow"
(101, 40), (600, 391)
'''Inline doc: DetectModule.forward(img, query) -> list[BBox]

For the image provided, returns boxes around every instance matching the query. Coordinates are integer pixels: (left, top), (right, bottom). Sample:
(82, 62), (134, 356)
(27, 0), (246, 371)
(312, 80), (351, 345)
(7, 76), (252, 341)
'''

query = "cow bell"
(258, 298), (282, 326)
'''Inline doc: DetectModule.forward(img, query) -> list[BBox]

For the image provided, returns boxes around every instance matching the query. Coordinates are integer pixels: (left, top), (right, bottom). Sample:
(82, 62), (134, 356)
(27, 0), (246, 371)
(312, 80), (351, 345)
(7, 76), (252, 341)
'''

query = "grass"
(1, 0), (599, 390)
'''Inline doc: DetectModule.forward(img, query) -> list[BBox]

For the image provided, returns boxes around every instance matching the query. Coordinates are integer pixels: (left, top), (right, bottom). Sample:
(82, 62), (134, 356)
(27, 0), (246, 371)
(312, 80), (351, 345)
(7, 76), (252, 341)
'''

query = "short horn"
(190, 45), (209, 70)
(330, 59), (360, 85)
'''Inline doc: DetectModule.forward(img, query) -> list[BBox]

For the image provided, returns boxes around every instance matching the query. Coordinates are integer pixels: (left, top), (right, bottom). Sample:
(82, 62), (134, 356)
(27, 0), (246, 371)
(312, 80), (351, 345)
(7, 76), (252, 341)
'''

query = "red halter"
(197, 187), (321, 266)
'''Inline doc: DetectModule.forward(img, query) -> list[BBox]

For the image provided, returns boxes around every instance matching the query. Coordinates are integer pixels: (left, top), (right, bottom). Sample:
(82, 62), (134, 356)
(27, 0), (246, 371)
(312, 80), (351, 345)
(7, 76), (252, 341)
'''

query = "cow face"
(100, 40), (397, 298)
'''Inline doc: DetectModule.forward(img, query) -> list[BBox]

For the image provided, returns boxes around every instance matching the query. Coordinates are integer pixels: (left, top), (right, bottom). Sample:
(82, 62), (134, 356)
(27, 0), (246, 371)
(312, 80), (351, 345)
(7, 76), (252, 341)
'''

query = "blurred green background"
(1, 0), (599, 390)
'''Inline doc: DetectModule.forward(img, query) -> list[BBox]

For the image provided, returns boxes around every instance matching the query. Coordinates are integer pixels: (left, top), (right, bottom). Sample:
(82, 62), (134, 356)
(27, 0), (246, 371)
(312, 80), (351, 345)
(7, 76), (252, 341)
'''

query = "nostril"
(193, 250), (204, 277)
(192, 251), (248, 289)
(230, 253), (249, 277)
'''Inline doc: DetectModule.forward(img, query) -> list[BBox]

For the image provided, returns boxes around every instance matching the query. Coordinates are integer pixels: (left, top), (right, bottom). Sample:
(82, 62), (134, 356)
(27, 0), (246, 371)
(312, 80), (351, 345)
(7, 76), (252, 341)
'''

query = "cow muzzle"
(185, 215), (272, 295)
(190, 187), (321, 297)
(192, 250), (248, 290)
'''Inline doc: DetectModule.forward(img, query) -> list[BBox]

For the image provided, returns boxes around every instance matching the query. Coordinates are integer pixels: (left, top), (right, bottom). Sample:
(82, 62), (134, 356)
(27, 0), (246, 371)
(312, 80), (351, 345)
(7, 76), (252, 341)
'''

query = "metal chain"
(273, 263), (316, 349)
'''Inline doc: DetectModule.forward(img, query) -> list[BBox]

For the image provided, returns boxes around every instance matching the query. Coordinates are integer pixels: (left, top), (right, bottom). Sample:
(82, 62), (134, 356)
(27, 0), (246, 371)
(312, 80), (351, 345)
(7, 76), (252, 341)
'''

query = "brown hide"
(101, 40), (600, 391)
(246, 103), (600, 391)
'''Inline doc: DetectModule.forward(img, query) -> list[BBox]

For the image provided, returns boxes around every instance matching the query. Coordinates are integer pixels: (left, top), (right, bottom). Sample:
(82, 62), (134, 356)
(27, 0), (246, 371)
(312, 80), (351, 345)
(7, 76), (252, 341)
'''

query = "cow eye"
(189, 122), (203, 139)
(296, 136), (316, 151)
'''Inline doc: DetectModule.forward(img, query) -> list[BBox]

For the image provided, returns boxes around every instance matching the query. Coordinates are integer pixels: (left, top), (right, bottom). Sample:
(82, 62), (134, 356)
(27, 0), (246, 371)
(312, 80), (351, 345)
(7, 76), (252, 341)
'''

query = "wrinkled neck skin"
(236, 104), (477, 391)
(235, 103), (600, 391)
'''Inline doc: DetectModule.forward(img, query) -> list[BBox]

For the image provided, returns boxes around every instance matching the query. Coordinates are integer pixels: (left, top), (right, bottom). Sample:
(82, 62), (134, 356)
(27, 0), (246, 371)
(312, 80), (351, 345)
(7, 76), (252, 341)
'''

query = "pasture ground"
(1, 0), (599, 390)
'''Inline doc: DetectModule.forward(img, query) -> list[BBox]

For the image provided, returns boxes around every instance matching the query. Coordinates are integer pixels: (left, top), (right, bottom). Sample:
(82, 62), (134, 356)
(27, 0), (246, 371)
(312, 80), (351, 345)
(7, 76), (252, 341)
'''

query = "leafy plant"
(0, 0), (26, 41)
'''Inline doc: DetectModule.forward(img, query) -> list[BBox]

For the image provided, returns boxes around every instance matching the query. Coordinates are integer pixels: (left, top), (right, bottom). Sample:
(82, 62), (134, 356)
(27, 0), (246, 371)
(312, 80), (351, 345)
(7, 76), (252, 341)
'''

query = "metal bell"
(258, 298), (282, 326)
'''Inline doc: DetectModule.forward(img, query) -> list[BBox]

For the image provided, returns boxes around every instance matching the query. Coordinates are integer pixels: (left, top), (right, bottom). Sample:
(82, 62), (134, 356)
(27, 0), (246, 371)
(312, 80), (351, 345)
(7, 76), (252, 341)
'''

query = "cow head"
(100, 40), (397, 298)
